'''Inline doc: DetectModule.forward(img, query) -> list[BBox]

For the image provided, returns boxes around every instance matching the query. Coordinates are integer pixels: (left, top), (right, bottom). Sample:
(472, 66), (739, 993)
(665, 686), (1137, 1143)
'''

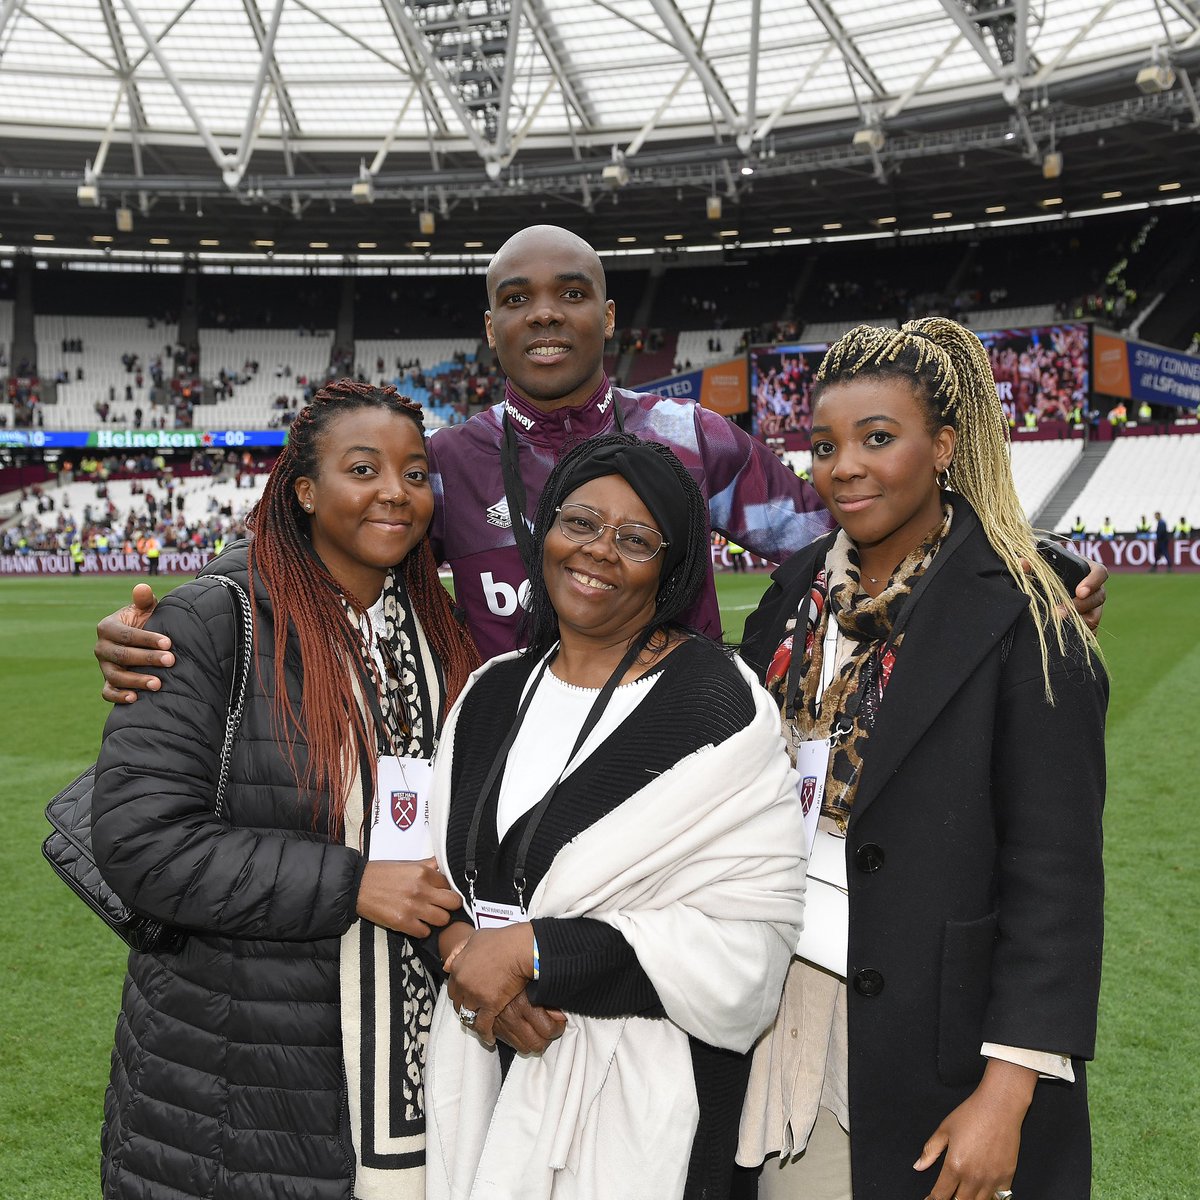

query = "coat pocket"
(936, 911), (999, 1086)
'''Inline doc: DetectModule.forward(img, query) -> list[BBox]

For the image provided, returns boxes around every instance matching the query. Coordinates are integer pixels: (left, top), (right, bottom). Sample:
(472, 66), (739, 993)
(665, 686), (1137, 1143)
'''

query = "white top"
(495, 660), (662, 841)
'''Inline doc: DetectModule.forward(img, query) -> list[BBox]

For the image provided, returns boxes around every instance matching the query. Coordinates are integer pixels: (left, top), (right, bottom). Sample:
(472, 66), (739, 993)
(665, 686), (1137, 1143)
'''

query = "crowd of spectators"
(4, 380), (44, 428)
(2, 450), (261, 558)
(751, 349), (820, 437)
(986, 324), (1090, 422)
(356, 351), (504, 422)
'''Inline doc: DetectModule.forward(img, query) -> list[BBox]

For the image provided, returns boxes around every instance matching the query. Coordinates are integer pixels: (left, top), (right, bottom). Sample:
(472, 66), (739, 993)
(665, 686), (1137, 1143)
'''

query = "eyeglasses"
(555, 502), (668, 562)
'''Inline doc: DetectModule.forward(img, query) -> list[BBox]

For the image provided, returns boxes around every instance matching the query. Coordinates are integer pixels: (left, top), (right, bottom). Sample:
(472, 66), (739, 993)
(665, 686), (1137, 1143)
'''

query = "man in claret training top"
(424, 224), (834, 658)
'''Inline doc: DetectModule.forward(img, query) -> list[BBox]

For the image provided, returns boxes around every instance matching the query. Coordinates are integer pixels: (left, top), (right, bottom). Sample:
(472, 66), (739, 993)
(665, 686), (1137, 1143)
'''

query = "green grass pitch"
(2, 571), (1197, 1196)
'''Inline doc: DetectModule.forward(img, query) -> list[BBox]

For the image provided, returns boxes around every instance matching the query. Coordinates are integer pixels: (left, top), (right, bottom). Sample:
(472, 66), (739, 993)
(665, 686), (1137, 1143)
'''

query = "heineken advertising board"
(0, 429), (289, 450)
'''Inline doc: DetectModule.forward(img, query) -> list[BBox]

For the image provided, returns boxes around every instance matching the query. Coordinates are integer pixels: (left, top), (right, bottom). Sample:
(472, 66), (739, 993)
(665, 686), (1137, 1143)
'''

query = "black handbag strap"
(199, 575), (255, 820)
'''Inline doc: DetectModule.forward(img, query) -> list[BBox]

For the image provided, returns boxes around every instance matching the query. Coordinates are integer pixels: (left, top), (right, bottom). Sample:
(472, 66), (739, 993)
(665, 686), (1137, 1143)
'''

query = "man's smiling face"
(484, 225), (616, 411)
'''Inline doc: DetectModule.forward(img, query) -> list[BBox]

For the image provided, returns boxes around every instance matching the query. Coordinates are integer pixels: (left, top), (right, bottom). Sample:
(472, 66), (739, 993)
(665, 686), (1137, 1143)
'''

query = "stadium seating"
(965, 305), (1058, 330)
(1056, 434), (1200, 533)
(5, 471), (265, 548)
(199, 326), (333, 405)
(1009, 438), (1084, 520)
(799, 317), (900, 343)
(0, 298), (13, 365)
(33, 315), (180, 426)
(355, 339), (478, 382)
(673, 330), (738, 371)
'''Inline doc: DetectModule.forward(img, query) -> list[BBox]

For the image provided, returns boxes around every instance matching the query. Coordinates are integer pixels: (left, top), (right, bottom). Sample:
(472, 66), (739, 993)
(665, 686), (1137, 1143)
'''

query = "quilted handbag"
(42, 575), (254, 953)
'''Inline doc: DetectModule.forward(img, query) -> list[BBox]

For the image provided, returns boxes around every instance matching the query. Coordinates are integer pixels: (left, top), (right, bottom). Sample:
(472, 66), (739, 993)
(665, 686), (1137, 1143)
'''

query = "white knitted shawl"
(424, 650), (807, 1200)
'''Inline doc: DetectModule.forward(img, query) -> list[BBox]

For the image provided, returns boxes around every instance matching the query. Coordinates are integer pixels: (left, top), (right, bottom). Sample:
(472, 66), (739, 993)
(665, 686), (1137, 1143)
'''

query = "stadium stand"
(0, 298), (13, 367)
(33, 315), (181, 425)
(1055, 434), (1200, 534)
(354, 337), (485, 426)
(674, 329), (739, 371)
(800, 317), (901, 343)
(1011, 439), (1085, 520)
(963, 305), (1058, 329)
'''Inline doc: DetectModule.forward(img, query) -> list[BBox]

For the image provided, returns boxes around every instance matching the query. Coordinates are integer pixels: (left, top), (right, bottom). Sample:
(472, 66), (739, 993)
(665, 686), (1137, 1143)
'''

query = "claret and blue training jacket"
(428, 376), (834, 659)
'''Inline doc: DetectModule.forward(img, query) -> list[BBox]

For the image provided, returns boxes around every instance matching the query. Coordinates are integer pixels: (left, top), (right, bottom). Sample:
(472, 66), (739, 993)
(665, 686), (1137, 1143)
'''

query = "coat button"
(853, 969), (884, 997)
(855, 843), (885, 872)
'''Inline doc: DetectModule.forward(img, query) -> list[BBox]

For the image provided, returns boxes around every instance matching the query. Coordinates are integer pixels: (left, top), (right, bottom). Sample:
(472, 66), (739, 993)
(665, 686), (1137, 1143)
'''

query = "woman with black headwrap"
(421, 433), (808, 1200)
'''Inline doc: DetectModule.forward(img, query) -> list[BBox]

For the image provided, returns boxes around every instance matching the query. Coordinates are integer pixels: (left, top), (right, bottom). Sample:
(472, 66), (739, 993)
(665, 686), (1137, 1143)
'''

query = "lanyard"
(463, 630), (650, 912)
(784, 511), (971, 734)
(500, 390), (625, 574)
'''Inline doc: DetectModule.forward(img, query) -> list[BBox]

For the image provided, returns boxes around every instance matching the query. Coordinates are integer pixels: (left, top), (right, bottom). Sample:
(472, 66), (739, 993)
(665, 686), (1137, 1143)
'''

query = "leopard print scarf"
(771, 507), (952, 825)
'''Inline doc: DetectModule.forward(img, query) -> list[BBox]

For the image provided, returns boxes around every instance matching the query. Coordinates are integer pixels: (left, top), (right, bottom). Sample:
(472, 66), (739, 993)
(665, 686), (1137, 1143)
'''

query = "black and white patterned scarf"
(340, 568), (445, 1198)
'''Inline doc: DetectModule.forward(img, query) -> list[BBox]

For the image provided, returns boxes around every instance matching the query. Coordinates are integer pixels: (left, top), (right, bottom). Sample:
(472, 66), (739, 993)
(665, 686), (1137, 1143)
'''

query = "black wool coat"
(92, 545), (368, 1200)
(739, 502), (1107, 1199)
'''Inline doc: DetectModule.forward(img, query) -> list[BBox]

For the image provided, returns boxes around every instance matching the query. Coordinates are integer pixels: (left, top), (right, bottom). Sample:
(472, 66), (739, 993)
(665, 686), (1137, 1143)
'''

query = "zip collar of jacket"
(501, 375), (617, 451)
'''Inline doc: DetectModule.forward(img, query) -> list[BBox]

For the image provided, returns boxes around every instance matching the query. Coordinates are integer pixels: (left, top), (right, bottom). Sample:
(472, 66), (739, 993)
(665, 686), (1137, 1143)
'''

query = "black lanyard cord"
(463, 627), (652, 911)
(500, 412), (537, 573)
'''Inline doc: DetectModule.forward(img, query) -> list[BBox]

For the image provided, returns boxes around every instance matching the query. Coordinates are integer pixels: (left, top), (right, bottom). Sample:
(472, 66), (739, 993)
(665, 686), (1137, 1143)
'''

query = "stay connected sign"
(1094, 331), (1200, 411)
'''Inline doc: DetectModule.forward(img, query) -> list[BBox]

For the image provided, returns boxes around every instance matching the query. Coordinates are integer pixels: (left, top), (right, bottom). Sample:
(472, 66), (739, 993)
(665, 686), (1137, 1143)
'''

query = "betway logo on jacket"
(504, 400), (534, 430)
(481, 571), (532, 617)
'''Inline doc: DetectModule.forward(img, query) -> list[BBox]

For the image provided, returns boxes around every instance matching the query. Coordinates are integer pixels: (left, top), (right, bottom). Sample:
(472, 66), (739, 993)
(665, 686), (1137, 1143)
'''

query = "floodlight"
(1136, 62), (1176, 94)
(602, 163), (630, 188)
(852, 126), (885, 153)
(351, 159), (375, 204)
(77, 184), (100, 207)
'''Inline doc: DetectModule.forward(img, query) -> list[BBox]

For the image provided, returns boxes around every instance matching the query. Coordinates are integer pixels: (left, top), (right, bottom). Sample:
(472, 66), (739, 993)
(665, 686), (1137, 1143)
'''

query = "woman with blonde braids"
(92, 380), (480, 1200)
(737, 318), (1106, 1200)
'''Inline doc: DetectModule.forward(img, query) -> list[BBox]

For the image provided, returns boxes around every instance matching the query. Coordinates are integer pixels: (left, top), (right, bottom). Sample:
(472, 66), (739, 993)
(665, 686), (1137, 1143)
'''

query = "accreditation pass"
(369, 755), (434, 861)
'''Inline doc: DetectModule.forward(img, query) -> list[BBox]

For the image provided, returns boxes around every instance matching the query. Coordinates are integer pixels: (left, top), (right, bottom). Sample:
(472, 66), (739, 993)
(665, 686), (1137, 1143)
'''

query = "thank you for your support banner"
(1093, 331), (1200, 411)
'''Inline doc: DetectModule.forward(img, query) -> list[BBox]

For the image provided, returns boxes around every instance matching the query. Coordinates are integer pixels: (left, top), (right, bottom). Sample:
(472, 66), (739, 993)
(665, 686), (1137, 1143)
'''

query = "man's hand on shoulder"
(1072, 560), (1107, 632)
(94, 583), (173, 704)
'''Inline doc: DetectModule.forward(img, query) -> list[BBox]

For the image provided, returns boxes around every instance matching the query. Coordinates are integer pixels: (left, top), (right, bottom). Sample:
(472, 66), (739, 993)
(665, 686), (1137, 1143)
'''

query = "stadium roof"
(0, 0), (1198, 254)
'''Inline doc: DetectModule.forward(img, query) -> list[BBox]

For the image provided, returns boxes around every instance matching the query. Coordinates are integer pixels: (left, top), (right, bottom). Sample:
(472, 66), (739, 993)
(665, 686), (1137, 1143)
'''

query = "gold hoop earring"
(936, 467), (951, 490)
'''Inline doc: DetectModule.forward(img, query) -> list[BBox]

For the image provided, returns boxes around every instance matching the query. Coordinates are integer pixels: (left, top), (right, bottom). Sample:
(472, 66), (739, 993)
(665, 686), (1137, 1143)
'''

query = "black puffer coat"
(93, 546), (367, 1200)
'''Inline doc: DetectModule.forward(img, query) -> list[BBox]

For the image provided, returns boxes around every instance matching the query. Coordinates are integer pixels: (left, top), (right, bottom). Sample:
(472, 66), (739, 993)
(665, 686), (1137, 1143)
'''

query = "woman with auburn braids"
(737, 318), (1106, 1200)
(91, 380), (480, 1200)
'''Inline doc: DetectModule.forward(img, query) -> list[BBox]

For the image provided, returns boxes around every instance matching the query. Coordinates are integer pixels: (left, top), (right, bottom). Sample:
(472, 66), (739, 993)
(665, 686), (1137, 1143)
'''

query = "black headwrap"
(552, 440), (690, 580)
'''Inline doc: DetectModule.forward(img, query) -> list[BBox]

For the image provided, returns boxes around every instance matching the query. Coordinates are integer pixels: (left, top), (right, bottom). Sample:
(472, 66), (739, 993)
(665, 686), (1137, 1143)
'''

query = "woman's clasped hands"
(441, 922), (567, 1052)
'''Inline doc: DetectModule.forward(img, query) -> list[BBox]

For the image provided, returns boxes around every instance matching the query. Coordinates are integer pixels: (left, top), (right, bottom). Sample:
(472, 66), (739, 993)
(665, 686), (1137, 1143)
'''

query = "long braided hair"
(522, 433), (711, 658)
(814, 317), (1098, 696)
(248, 378), (480, 831)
